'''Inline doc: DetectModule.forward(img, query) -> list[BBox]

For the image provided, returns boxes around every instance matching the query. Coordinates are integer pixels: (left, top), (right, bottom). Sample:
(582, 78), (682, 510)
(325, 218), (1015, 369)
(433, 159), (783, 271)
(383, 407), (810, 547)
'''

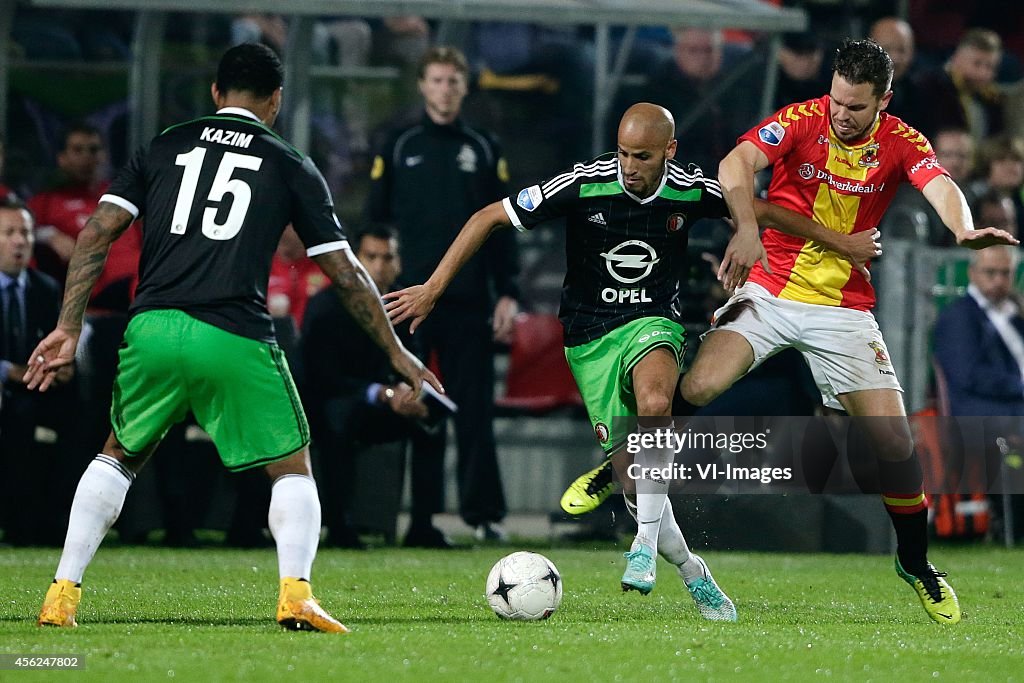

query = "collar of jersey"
(216, 107), (261, 122)
(616, 159), (668, 205)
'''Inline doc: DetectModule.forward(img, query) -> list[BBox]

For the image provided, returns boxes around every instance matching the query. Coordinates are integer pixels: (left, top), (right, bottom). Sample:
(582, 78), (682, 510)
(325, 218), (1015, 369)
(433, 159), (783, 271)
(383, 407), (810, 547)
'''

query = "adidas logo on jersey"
(587, 213), (607, 225)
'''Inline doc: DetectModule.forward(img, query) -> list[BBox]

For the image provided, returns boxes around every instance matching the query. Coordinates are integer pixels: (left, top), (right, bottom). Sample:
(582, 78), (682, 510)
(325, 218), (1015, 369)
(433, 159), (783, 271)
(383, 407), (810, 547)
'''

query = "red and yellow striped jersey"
(741, 95), (947, 310)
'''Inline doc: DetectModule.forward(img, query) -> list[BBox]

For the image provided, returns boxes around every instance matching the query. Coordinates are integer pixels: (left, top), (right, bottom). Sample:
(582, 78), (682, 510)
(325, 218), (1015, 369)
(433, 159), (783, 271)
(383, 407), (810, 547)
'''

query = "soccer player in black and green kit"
(28, 44), (439, 633)
(387, 103), (878, 620)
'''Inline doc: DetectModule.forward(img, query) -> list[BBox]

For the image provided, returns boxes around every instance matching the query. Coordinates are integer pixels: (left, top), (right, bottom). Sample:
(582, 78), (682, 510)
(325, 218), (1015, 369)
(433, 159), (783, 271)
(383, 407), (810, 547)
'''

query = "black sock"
(878, 454), (929, 575)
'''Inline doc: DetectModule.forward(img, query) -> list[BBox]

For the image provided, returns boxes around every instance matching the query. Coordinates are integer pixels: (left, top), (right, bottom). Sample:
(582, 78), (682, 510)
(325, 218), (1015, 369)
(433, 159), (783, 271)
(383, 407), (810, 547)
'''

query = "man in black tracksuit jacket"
(367, 46), (520, 545)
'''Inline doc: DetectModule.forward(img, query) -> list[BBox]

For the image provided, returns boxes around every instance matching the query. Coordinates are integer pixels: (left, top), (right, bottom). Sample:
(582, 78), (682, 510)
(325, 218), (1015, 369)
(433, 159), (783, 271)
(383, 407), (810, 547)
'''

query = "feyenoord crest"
(595, 423), (610, 444)
(666, 213), (686, 233)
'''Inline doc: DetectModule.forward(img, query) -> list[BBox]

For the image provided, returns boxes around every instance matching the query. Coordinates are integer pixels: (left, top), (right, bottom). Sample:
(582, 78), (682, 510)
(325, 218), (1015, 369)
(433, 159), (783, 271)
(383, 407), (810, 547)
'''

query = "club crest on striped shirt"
(666, 213), (686, 233)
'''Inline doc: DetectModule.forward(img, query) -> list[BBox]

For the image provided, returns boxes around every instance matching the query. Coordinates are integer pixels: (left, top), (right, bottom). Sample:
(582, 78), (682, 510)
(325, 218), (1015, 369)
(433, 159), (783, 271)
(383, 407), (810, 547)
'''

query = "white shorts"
(708, 283), (902, 409)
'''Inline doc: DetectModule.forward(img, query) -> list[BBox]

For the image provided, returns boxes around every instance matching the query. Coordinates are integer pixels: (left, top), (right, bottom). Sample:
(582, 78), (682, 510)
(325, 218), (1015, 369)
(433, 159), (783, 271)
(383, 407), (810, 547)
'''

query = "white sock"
(268, 474), (321, 581)
(633, 424), (674, 549)
(654, 499), (695, 568)
(55, 455), (134, 584)
(624, 496), (694, 569)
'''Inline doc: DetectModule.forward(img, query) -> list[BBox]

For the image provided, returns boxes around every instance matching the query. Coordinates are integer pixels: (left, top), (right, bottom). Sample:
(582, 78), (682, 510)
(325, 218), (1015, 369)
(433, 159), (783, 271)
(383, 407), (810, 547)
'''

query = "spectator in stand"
(301, 224), (432, 548)
(934, 244), (1024, 540)
(969, 134), (1024, 236)
(869, 17), (926, 125)
(934, 128), (978, 184)
(881, 127), (977, 246)
(973, 190), (1019, 237)
(913, 28), (1005, 143)
(29, 124), (140, 291)
(773, 32), (829, 110)
(0, 198), (76, 545)
(643, 27), (759, 174)
(372, 16), (431, 69)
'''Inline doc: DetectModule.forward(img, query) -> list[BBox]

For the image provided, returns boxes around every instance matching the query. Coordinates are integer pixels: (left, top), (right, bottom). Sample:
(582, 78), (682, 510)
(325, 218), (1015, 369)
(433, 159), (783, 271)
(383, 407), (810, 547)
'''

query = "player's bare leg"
(679, 329), (755, 407)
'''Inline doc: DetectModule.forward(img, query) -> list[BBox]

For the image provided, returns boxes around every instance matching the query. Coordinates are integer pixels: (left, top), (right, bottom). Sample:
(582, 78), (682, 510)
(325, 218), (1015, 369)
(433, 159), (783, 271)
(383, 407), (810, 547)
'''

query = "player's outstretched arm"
(25, 202), (134, 392)
(923, 175), (1020, 249)
(385, 201), (512, 332)
(314, 248), (443, 396)
(718, 141), (770, 290)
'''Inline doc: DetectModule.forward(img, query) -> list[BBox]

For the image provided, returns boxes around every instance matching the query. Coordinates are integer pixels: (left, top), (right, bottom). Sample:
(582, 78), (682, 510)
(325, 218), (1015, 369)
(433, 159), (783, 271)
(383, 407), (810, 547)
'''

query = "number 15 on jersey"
(172, 147), (262, 241)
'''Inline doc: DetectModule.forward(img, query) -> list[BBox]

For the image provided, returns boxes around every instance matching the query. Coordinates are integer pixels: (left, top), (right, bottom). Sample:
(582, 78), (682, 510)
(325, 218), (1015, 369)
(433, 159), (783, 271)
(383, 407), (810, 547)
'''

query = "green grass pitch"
(1, 543), (1022, 681)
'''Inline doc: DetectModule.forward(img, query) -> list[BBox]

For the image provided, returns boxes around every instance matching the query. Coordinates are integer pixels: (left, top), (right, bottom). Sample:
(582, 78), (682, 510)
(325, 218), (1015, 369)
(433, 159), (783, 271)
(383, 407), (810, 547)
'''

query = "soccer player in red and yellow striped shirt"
(683, 39), (1018, 625)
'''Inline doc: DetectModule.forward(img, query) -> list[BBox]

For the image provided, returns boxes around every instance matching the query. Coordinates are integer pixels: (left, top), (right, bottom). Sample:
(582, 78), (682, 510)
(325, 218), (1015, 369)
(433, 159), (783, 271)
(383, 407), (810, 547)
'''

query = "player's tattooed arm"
(24, 201), (134, 391)
(314, 248), (443, 396)
(316, 248), (402, 355)
(58, 203), (135, 332)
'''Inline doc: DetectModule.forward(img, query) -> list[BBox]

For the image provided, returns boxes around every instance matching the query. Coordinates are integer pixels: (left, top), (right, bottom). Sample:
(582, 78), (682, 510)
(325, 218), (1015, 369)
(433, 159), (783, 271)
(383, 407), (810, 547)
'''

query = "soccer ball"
(485, 551), (562, 620)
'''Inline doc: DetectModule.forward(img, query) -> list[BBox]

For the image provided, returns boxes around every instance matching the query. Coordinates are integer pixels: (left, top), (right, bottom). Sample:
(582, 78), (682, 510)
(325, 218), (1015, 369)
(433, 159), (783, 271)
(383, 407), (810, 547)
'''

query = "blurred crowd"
(2, 0), (1024, 547)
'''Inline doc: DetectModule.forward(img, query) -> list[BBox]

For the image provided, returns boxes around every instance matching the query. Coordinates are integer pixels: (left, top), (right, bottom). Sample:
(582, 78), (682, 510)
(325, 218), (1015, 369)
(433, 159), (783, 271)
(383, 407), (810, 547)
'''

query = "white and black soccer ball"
(485, 551), (562, 620)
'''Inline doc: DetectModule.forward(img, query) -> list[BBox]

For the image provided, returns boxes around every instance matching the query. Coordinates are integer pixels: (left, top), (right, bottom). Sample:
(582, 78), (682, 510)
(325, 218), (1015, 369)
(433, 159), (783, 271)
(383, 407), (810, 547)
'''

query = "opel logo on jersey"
(600, 240), (660, 284)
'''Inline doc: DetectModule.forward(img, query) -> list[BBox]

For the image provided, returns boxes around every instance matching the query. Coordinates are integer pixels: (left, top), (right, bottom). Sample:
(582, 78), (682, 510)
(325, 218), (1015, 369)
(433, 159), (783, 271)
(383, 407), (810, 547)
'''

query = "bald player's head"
(617, 103), (677, 198)
(619, 103), (675, 146)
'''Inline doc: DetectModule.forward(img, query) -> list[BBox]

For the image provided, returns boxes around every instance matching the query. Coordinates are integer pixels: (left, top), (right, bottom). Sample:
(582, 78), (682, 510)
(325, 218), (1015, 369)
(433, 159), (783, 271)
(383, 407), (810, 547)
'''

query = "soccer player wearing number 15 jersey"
(28, 43), (439, 632)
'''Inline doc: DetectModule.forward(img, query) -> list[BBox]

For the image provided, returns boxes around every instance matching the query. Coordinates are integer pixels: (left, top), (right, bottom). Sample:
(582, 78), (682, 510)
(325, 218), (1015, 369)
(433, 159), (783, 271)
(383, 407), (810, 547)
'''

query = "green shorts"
(111, 309), (309, 471)
(565, 317), (685, 455)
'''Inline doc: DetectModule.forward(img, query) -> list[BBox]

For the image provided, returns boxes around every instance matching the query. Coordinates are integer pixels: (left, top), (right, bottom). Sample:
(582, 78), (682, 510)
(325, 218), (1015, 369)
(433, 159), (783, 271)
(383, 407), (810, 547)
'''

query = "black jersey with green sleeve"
(102, 108), (348, 342)
(501, 153), (728, 346)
